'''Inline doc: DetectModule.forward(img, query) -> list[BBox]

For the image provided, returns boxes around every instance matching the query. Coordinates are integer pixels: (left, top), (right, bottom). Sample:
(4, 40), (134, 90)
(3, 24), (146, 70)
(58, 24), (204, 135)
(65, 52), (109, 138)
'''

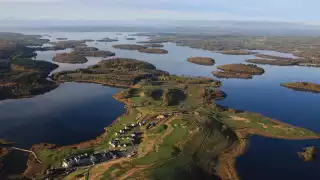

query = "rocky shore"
(298, 146), (319, 162)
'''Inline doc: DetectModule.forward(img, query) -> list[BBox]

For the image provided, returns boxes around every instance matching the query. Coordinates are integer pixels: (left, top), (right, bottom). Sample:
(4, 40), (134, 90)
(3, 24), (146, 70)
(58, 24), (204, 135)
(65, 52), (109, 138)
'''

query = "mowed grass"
(133, 118), (189, 165)
(102, 162), (133, 180)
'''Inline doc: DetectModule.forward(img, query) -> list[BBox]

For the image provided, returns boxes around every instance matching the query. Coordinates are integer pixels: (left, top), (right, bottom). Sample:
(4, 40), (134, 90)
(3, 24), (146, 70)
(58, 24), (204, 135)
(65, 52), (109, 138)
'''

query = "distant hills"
(1, 20), (320, 36)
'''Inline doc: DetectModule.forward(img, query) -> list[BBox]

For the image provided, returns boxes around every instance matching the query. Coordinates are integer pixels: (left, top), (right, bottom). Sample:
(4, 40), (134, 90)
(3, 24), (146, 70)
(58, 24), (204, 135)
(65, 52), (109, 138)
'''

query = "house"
(62, 158), (76, 168)
(139, 120), (147, 126)
(74, 154), (91, 165)
(157, 115), (165, 120)
(109, 151), (118, 159)
(90, 155), (98, 164)
(109, 140), (120, 148)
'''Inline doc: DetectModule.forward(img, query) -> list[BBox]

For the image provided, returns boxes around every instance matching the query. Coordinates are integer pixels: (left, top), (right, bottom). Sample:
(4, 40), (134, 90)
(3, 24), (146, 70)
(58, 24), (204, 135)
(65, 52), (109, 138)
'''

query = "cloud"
(0, 0), (318, 22)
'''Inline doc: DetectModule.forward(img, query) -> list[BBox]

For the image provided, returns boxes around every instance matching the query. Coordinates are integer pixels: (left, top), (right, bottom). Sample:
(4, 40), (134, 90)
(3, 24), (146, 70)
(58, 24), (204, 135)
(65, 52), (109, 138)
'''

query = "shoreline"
(218, 112), (320, 180)
(22, 80), (320, 179)
(23, 83), (132, 177)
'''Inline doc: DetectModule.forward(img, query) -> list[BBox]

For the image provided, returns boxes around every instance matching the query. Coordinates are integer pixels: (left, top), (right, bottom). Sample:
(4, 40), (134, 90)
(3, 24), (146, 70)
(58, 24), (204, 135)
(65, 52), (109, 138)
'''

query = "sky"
(0, 0), (318, 24)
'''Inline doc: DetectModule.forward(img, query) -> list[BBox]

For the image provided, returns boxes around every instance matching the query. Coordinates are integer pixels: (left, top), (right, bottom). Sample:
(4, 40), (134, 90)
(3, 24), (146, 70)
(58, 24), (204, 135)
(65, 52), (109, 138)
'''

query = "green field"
(30, 74), (319, 180)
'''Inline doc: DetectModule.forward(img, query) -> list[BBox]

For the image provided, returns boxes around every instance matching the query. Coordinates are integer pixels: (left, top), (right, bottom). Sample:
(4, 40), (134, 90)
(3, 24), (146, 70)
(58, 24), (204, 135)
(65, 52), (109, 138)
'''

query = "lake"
(1, 31), (320, 179)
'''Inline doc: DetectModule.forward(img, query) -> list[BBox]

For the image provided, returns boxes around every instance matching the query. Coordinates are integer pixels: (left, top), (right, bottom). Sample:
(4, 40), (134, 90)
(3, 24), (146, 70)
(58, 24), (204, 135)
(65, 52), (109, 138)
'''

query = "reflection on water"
(0, 82), (124, 147)
(236, 136), (320, 180)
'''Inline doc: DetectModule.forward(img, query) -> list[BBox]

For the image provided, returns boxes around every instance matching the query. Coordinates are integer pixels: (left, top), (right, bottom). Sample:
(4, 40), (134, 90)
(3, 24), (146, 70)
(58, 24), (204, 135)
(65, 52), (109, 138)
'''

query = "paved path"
(11, 147), (43, 163)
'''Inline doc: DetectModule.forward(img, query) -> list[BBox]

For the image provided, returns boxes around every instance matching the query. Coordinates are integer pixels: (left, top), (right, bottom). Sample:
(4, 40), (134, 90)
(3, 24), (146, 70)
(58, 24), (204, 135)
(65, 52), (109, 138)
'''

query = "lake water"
(1, 31), (320, 179)
(0, 83), (124, 147)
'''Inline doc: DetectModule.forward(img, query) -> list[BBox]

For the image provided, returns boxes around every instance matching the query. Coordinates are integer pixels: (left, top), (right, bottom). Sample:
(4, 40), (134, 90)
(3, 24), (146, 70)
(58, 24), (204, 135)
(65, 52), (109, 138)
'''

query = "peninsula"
(281, 82), (320, 93)
(0, 58), (59, 100)
(0, 148), (7, 173)
(218, 50), (256, 55)
(246, 59), (300, 66)
(23, 58), (319, 180)
(51, 58), (168, 87)
(0, 139), (12, 173)
(187, 57), (215, 66)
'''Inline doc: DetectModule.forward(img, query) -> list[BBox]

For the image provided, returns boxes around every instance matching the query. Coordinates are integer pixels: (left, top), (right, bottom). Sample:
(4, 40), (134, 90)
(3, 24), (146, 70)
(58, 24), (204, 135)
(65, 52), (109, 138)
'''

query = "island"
(83, 39), (95, 42)
(212, 63), (265, 79)
(126, 38), (136, 40)
(281, 82), (320, 93)
(50, 40), (87, 49)
(133, 33), (320, 67)
(73, 46), (98, 52)
(298, 146), (318, 162)
(218, 50), (256, 55)
(97, 38), (118, 42)
(144, 43), (164, 48)
(138, 48), (168, 54)
(56, 38), (68, 40)
(137, 40), (168, 44)
(0, 58), (58, 100)
(187, 57), (215, 66)
(52, 53), (88, 64)
(112, 44), (147, 50)
(22, 58), (319, 180)
(72, 46), (115, 57)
